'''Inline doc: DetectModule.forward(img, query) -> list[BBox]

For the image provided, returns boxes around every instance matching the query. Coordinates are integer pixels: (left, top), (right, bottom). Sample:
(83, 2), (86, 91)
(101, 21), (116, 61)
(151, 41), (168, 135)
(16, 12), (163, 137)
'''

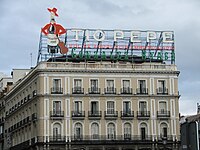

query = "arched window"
(53, 123), (61, 139)
(74, 123), (82, 139)
(140, 123), (148, 140)
(160, 123), (168, 138)
(124, 123), (131, 139)
(91, 123), (99, 139)
(107, 123), (115, 139)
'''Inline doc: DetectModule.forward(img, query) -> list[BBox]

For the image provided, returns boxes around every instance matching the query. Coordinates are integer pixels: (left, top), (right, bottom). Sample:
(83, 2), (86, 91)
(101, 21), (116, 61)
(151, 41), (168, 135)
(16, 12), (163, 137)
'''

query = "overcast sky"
(0, 0), (200, 115)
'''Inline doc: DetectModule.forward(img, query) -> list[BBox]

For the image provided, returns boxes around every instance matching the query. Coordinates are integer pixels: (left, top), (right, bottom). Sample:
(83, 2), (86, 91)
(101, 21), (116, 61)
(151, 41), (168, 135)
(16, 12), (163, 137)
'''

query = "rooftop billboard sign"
(38, 8), (175, 64)
(65, 29), (175, 63)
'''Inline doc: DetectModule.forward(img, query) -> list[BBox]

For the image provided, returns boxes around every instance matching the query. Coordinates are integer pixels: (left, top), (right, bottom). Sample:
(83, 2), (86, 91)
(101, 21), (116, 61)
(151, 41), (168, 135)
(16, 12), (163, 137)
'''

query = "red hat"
(47, 8), (59, 17)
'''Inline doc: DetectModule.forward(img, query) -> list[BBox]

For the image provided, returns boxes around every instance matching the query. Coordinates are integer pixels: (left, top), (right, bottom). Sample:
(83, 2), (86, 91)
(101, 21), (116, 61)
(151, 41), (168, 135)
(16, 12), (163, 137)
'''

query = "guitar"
(58, 39), (68, 54)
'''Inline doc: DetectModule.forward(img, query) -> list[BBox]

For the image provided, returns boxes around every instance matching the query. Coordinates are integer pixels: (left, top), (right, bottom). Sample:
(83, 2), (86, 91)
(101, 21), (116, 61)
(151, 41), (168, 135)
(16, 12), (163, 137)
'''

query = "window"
(160, 123), (168, 138)
(123, 101), (131, 114)
(106, 80), (114, 93)
(107, 123), (115, 139)
(163, 127), (167, 137)
(91, 101), (99, 114)
(74, 79), (82, 89)
(53, 101), (61, 113)
(107, 101), (115, 114)
(53, 79), (61, 91)
(74, 101), (82, 113)
(124, 123), (131, 139)
(74, 123), (82, 139)
(139, 101), (147, 112)
(53, 123), (61, 138)
(91, 123), (99, 139)
(158, 80), (166, 93)
(138, 80), (147, 94)
(122, 80), (130, 93)
(91, 79), (98, 92)
(140, 123), (147, 140)
(52, 101), (63, 117)
(73, 79), (83, 93)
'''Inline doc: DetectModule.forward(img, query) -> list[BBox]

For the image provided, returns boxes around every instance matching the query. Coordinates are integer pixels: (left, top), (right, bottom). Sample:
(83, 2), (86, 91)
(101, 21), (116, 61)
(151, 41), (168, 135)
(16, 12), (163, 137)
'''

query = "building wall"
(2, 62), (180, 150)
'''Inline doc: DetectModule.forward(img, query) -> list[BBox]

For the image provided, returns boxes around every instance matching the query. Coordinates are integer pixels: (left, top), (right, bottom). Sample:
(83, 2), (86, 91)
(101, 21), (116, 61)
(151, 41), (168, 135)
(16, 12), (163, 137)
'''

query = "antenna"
(30, 53), (33, 67)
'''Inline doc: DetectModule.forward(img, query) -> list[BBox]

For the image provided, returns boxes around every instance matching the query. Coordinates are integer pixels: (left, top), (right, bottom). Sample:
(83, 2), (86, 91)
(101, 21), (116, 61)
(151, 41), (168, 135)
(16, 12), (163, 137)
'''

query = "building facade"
(180, 104), (200, 150)
(0, 69), (30, 150)
(1, 60), (180, 150)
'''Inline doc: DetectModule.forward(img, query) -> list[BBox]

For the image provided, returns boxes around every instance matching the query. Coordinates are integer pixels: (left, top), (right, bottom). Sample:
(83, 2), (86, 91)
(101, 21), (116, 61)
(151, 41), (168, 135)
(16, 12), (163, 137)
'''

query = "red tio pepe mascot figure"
(41, 8), (68, 54)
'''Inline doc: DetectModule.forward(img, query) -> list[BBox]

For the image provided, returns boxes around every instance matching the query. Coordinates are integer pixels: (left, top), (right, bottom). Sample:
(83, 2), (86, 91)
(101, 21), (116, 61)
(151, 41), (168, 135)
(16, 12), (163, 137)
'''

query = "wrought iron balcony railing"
(120, 87), (132, 94)
(136, 88), (148, 95)
(137, 111), (150, 119)
(104, 111), (118, 119)
(72, 111), (85, 119)
(50, 111), (64, 118)
(157, 135), (173, 141)
(88, 87), (101, 94)
(49, 135), (66, 142)
(104, 87), (116, 94)
(156, 87), (168, 95)
(71, 135), (154, 142)
(157, 110), (170, 118)
(72, 87), (84, 94)
(51, 87), (63, 94)
(32, 113), (37, 121)
(121, 111), (134, 119)
(88, 111), (102, 119)
(19, 135), (179, 146)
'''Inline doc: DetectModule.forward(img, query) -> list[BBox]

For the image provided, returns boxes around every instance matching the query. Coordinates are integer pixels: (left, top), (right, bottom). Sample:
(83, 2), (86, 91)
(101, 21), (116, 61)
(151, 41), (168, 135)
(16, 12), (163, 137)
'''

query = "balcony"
(20, 117), (31, 126)
(120, 87), (132, 94)
(136, 88), (148, 95)
(121, 111), (134, 120)
(73, 135), (83, 141)
(157, 111), (170, 119)
(156, 87), (168, 95)
(27, 94), (31, 101)
(104, 87), (116, 94)
(11, 135), (178, 147)
(51, 87), (63, 94)
(157, 135), (173, 142)
(24, 97), (27, 103)
(20, 120), (23, 126)
(137, 111), (150, 119)
(71, 135), (154, 144)
(50, 111), (64, 119)
(32, 113), (37, 121)
(17, 122), (20, 128)
(104, 111), (118, 119)
(72, 87), (84, 94)
(124, 134), (132, 140)
(72, 111), (85, 120)
(88, 87), (100, 94)
(88, 111), (102, 119)
(32, 90), (37, 97)
(49, 135), (66, 142)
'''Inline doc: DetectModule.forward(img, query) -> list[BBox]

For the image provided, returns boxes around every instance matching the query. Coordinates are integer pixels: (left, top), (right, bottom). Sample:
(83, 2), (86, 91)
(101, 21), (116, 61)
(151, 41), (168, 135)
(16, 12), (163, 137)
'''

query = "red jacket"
(41, 23), (66, 36)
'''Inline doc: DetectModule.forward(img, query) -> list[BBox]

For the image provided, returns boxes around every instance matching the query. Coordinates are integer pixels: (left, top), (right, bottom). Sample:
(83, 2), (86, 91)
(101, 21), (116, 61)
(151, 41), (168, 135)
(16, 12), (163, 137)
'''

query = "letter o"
(93, 30), (105, 42)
